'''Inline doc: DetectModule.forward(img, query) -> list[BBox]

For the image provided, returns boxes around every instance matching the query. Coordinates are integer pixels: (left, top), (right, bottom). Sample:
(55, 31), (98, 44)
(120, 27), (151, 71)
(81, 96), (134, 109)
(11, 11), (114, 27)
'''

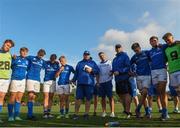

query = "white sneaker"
(101, 112), (107, 117)
(43, 114), (48, 119)
(110, 113), (115, 118)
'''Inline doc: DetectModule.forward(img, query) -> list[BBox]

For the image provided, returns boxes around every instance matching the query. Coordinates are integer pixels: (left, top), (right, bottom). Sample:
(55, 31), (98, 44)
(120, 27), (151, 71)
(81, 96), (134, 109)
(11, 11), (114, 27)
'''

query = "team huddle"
(0, 32), (179, 123)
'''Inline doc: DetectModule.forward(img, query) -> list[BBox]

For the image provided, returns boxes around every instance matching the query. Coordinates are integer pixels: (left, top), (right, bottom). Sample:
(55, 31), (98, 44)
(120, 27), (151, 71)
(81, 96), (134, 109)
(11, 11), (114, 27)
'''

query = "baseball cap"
(83, 50), (90, 55)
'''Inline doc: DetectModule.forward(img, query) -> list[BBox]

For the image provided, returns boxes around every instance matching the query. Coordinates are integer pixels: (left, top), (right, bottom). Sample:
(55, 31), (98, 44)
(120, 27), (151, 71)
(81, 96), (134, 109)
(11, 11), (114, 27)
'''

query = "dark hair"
(131, 42), (140, 50)
(115, 44), (122, 49)
(3, 39), (15, 47)
(162, 32), (173, 40)
(20, 47), (29, 52)
(38, 49), (46, 55)
(98, 52), (104, 56)
(150, 36), (158, 41)
(50, 54), (57, 59)
(59, 55), (66, 60)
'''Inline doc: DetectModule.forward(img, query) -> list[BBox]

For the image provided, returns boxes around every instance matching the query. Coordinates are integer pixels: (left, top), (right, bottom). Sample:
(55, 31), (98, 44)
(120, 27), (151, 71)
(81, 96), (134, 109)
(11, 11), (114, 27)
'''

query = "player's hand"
(60, 66), (64, 72)
(12, 54), (17, 59)
(113, 71), (119, 76)
(85, 67), (92, 73)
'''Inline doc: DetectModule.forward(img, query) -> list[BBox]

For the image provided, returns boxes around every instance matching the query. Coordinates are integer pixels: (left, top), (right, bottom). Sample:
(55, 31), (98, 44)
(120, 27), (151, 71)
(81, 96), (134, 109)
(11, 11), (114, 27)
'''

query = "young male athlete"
(130, 43), (151, 118)
(148, 36), (168, 120)
(8, 47), (29, 121)
(26, 49), (46, 120)
(112, 44), (131, 118)
(56, 56), (75, 119)
(96, 52), (115, 118)
(0, 39), (15, 123)
(162, 33), (180, 118)
(43, 54), (59, 118)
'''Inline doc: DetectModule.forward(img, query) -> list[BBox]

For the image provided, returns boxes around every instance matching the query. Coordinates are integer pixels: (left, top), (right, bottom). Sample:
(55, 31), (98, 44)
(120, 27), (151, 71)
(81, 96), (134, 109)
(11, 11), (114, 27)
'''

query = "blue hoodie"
(11, 56), (29, 80)
(73, 59), (99, 86)
(148, 44), (167, 70)
(112, 52), (130, 81)
(130, 50), (151, 76)
(26, 56), (45, 82)
(44, 61), (60, 82)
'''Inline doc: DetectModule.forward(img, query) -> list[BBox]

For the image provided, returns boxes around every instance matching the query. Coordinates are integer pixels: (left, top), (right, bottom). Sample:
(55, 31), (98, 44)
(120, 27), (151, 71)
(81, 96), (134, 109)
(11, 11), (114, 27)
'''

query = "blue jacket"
(73, 59), (99, 86)
(11, 56), (29, 80)
(112, 52), (130, 81)
(58, 64), (75, 85)
(130, 51), (151, 76)
(44, 61), (60, 82)
(26, 56), (45, 82)
(148, 44), (167, 70)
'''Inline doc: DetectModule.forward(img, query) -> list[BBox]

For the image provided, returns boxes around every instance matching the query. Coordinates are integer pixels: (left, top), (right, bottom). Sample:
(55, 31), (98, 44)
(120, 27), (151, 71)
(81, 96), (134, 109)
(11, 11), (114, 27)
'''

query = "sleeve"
(11, 58), (16, 69)
(71, 66), (75, 74)
(121, 55), (130, 73)
(72, 63), (79, 82)
(145, 50), (151, 62)
(92, 61), (100, 75)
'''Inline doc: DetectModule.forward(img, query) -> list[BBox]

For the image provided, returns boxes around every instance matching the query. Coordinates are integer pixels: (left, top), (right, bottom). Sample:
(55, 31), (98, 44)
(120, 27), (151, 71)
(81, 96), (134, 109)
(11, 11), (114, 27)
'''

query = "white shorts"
(136, 76), (151, 90)
(170, 71), (180, 87)
(0, 79), (10, 93)
(9, 79), (26, 93)
(26, 79), (40, 93)
(43, 80), (56, 93)
(56, 84), (70, 95)
(151, 68), (167, 85)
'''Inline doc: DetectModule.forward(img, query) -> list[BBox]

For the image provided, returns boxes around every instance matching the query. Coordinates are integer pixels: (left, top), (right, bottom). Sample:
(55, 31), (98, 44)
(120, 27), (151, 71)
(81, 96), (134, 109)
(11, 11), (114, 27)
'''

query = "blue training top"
(44, 61), (60, 82)
(26, 56), (45, 82)
(130, 50), (151, 76)
(11, 56), (29, 80)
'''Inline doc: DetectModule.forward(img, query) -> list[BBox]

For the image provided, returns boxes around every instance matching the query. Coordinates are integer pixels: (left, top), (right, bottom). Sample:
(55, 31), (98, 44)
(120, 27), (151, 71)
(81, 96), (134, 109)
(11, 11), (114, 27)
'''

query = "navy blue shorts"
(115, 80), (131, 95)
(76, 84), (94, 101)
(169, 86), (178, 96)
(99, 80), (113, 98)
(93, 85), (99, 96)
(148, 85), (158, 96)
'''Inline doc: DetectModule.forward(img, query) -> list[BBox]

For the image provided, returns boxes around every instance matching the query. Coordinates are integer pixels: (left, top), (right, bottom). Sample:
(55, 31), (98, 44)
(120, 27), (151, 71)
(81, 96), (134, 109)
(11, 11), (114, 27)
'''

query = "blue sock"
(8, 104), (14, 118)
(65, 108), (69, 114)
(48, 108), (51, 113)
(0, 105), (2, 113)
(14, 102), (21, 117)
(136, 104), (142, 112)
(44, 109), (48, 114)
(162, 108), (168, 117)
(27, 102), (33, 117)
(60, 109), (64, 115)
(145, 107), (150, 115)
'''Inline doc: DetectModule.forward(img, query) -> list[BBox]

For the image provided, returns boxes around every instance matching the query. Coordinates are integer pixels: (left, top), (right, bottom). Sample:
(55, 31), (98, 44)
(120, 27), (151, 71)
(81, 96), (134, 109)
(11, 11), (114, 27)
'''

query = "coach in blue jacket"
(72, 51), (99, 120)
(112, 44), (132, 118)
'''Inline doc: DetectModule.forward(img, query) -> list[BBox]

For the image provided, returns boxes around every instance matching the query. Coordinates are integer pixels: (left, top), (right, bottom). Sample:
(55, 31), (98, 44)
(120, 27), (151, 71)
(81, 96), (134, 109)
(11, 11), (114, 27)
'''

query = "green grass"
(1, 101), (180, 127)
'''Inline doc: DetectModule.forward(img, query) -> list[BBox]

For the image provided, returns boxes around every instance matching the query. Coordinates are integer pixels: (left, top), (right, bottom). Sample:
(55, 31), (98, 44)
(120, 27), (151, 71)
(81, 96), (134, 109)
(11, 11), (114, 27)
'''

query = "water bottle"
(105, 121), (120, 127)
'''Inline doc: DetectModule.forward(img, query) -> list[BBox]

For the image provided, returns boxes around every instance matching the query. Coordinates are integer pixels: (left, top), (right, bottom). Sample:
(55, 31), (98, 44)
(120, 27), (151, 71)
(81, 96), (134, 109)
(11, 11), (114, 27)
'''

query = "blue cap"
(83, 50), (90, 55)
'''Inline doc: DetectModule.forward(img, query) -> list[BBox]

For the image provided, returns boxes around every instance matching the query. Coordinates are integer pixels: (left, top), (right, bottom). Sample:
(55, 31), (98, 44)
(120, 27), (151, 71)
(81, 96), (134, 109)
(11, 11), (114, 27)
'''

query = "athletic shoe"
(110, 113), (115, 118)
(8, 117), (14, 122)
(123, 111), (131, 119)
(83, 114), (89, 120)
(101, 112), (107, 117)
(161, 114), (168, 121)
(43, 114), (48, 119)
(27, 115), (37, 121)
(48, 114), (54, 118)
(145, 114), (152, 119)
(15, 116), (23, 121)
(65, 114), (69, 119)
(72, 114), (79, 120)
(56, 114), (64, 119)
(173, 109), (180, 114)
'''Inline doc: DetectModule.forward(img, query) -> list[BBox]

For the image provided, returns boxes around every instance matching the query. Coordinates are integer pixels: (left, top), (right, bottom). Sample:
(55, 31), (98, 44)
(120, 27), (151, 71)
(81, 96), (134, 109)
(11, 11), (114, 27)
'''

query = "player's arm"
(55, 65), (64, 78)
